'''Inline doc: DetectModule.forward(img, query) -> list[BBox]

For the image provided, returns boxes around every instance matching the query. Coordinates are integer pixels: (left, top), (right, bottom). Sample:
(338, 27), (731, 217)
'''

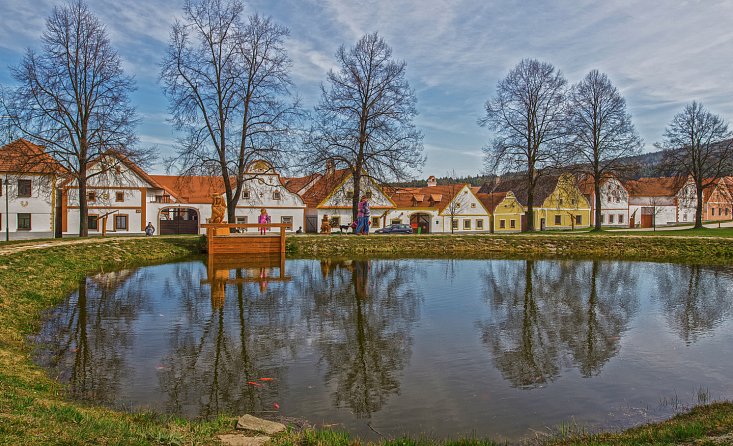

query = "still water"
(35, 257), (733, 443)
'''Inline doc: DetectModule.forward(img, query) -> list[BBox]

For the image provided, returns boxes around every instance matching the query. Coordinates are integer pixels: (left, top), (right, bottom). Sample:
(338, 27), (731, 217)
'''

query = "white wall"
(0, 174), (56, 233)
(599, 178), (629, 227)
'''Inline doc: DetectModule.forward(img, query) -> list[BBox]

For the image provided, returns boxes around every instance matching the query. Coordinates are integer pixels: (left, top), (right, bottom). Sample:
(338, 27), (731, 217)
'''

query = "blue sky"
(2, 0), (732, 177)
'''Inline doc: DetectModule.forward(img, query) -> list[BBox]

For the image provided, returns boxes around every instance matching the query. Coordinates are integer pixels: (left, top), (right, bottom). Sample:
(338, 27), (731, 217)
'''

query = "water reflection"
(656, 264), (733, 344)
(303, 259), (421, 418)
(478, 260), (639, 387)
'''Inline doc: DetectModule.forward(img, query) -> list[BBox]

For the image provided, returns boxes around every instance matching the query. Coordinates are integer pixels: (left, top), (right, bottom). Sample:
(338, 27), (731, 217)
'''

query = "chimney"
(427, 175), (437, 187)
(326, 159), (335, 176)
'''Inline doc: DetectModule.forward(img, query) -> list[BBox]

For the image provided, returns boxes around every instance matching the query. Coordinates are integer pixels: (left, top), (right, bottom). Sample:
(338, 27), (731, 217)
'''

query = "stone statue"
(320, 214), (331, 234)
(210, 195), (226, 224)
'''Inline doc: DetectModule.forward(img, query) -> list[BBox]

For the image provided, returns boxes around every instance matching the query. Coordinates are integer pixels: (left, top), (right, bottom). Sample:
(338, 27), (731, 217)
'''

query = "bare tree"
(6, 0), (139, 236)
(566, 70), (643, 231)
(306, 32), (424, 221)
(659, 102), (733, 229)
(480, 59), (568, 231)
(161, 0), (299, 223)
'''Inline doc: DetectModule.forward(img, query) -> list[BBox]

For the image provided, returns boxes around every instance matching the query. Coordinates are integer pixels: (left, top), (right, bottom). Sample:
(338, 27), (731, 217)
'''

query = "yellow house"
(534, 174), (591, 230)
(477, 191), (525, 232)
(480, 173), (591, 231)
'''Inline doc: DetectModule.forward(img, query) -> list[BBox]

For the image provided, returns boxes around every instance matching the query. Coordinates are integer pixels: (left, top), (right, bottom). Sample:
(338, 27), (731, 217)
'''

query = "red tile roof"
(300, 168), (352, 208)
(476, 192), (508, 213)
(284, 173), (321, 195)
(150, 175), (229, 204)
(625, 177), (687, 197)
(389, 184), (467, 212)
(0, 139), (65, 174)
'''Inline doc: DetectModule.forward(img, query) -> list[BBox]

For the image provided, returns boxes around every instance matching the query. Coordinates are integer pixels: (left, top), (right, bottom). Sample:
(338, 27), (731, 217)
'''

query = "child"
(258, 208), (271, 235)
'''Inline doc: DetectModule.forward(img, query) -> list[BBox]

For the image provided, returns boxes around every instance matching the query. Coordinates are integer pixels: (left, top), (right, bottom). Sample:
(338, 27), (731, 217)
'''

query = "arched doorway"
(159, 207), (200, 235)
(410, 213), (431, 234)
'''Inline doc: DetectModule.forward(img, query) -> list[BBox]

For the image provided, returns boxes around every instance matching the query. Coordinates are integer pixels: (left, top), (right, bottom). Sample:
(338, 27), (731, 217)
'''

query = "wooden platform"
(201, 223), (288, 255)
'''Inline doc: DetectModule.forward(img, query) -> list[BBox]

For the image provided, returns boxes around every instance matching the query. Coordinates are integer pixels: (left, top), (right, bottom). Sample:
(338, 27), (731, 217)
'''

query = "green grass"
(1, 236), (733, 445)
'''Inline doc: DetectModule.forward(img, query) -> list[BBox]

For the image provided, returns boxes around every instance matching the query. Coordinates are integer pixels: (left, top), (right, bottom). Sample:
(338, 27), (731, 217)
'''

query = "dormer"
(428, 193), (442, 206)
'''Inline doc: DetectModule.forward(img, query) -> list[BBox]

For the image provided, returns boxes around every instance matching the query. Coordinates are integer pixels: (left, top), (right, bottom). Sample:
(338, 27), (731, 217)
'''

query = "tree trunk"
(78, 171), (89, 237)
(694, 182), (704, 229)
(526, 189), (535, 232)
(594, 180), (603, 231)
(352, 171), (361, 224)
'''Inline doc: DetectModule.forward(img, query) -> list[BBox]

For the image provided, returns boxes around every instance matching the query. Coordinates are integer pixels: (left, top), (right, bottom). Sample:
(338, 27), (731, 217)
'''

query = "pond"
(34, 257), (733, 443)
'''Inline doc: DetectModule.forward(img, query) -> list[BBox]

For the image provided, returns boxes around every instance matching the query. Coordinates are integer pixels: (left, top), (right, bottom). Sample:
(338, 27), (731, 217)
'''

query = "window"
(463, 219), (471, 230)
(329, 216), (341, 227)
(365, 190), (373, 199)
(17, 179), (31, 197)
(554, 215), (562, 225)
(609, 214), (614, 224)
(346, 190), (354, 199)
(371, 217), (380, 228)
(17, 213), (31, 230)
(114, 215), (128, 230)
(476, 219), (483, 230)
(87, 191), (96, 202)
(273, 190), (281, 200)
(618, 214), (624, 224)
(727, 208), (730, 216)
(558, 198), (564, 206)
(499, 219), (506, 229)
(235, 216), (248, 224)
(601, 214), (605, 223)
(116, 191), (124, 202)
(510, 219), (516, 229)
(281, 216), (293, 230)
(471, 203), (476, 208)
(391, 219), (402, 225)
(88, 215), (98, 231)
(575, 215), (582, 225)
(719, 208), (723, 216)
(712, 208), (715, 216)
(242, 190), (250, 199)
(451, 219), (459, 230)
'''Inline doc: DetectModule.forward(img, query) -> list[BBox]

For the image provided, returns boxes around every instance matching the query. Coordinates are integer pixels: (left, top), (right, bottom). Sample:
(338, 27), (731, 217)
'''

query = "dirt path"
(0, 236), (163, 256)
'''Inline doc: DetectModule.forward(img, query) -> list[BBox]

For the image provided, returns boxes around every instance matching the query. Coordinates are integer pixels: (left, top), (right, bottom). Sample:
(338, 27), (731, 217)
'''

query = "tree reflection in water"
(655, 264), (733, 345)
(478, 260), (639, 388)
(157, 260), (301, 418)
(304, 259), (421, 418)
(37, 269), (152, 403)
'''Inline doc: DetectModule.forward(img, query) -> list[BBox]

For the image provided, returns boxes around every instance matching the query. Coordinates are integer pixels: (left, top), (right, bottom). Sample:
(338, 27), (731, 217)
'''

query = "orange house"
(702, 177), (733, 221)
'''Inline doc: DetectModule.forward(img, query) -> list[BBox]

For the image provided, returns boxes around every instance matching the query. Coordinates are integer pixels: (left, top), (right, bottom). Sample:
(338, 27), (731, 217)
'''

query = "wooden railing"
(201, 223), (289, 255)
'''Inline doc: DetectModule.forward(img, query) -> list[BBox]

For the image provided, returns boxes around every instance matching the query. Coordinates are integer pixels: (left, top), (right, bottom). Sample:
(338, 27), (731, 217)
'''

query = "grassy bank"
(0, 236), (229, 446)
(1, 235), (732, 445)
(286, 232), (733, 263)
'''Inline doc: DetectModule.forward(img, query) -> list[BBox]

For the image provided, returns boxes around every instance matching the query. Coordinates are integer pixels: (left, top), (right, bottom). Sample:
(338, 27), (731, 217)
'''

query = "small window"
(115, 191), (124, 202)
(712, 208), (715, 216)
(609, 214), (614, 224)
(719, 208), (723, 216)
(114, 214), (128, 230)
(87, 191), (96, 202)
(499, 219), (506, 229)
(242, 190), (250, 199)
(575, 215), (582, 225)
(273, 190), (282, 200)
(476, 219), (483, 230)
(371, 216), (380, 228)
(17, 179), (31, 197)
(281, 216), (293, 230)
(463, 219), (471, 230)
(88, 215), (99, 230)
(510, 219), (516, 229)
(391, 219), (402, 225)
(601, 214), (605, 223)
(17, 213), (31, 230)
(618, 214), (624, 224)
(365, 190), (373, 199)
(451, 219), (459, 230)
(471, 203), (476, 208)
(330, 216), (341, 227)
(558, 198), (564, 206)
(554, 215), (562, 225)
(346, 190), (354, 199)
(726, 208), (730, 216)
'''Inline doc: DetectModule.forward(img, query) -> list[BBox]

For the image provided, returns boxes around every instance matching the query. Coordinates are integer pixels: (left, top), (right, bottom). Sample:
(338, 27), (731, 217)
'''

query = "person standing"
(145, 222), (155, 236)
(356, 196), (371, 235)
(258, 208), (271, 235)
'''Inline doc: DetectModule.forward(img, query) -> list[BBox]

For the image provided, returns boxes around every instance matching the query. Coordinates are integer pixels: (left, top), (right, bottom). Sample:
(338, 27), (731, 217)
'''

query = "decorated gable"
(494, 192), (524, 215)
(439, 185), (489, 216)
(320, 174), (394, 209)
(543, 174), (590, 210)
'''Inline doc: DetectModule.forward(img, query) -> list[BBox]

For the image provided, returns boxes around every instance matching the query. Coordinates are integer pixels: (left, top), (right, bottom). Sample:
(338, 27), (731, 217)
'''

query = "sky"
(1, 0), (732, 177)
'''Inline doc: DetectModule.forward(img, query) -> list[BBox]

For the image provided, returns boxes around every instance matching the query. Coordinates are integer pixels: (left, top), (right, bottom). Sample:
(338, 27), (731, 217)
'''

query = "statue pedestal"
(213, 227), (229, 236)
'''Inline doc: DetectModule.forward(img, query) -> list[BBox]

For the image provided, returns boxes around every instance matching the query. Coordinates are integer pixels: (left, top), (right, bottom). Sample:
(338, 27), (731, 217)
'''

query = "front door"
(410, 213), (431, 234)
(159, 208), (199, 234)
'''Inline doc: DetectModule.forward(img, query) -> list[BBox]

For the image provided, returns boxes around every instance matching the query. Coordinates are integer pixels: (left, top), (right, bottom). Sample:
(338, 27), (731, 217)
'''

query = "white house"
(580, 176), (630, 227)
(62, 152), (178, 235)
(626, 176), (696, 228)
(298, 162), (395, 233)
(385, 177), (491, 233)
(0, 139), (64, 237)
